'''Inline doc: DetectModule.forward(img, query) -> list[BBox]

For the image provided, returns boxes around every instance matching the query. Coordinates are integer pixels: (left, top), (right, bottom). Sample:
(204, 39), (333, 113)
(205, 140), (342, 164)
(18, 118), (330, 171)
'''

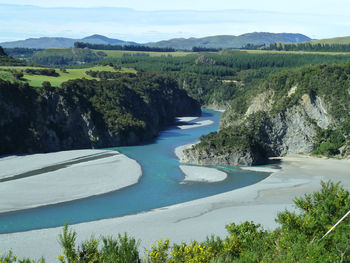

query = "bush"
(58, 224), (141, 263)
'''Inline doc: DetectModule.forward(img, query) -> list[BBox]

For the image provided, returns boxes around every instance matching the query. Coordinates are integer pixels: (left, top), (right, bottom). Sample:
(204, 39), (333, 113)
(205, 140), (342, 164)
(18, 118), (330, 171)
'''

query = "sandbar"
(175, 116), (213, 130)
(179, 165), (227, 182)
(0, 149), (141, 213)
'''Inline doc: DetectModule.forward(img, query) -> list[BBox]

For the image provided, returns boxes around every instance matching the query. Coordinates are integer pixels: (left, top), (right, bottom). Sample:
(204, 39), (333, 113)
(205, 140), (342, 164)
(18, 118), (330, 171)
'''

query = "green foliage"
(0, 46), (27, 66)
(74, 42), (175, 52)
(192, 112), (267, 160)
(0, 250), (45, 263)
(4, 48), (42, 60)
(58, 224), (140, 263)
(142, 182), (350, 262)
(265, 42), (350, 52)
(85, 70), (135, 79)
(29, 48), (103, 66)
(24, 68), (58, 77)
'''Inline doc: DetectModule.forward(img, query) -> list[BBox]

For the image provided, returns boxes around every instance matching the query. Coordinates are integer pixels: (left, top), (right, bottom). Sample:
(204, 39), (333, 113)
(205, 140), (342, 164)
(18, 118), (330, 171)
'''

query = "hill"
(147, 32), (311, 49)
(0, 35), (138, 49)
(0, 32), (310, 50)
(81, 34), (138, 46)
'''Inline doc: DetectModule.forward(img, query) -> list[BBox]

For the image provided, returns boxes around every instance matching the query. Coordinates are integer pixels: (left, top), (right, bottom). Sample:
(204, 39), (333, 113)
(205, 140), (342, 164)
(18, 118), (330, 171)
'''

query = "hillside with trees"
(182, 62), (350, 165)
(0, 46), (27, 66)
(0, 73), (200, 155)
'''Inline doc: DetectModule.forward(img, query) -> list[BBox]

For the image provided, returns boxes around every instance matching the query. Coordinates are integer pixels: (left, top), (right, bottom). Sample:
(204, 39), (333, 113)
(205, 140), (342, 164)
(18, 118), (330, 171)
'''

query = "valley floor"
(1, 155), (349, 262)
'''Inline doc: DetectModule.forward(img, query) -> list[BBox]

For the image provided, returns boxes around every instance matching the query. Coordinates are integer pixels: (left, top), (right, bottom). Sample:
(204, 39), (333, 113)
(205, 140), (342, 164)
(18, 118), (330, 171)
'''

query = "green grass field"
(95, 50), (195, 58)
(0, 65), (136, 87)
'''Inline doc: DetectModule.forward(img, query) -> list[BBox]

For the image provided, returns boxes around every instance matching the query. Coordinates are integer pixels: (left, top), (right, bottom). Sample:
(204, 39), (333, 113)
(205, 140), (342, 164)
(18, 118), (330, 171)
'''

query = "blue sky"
(0, 0), (349, 42)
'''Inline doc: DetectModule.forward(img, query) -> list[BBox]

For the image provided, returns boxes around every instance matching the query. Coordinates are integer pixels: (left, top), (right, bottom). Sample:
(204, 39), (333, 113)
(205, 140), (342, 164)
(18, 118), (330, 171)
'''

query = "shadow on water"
(0, 109), (270, 234)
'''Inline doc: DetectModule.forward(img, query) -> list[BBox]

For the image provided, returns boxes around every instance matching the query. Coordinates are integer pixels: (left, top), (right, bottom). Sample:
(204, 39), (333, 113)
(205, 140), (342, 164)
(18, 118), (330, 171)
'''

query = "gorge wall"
(0, 74), (201, 155)
(182, 63), (350, 166)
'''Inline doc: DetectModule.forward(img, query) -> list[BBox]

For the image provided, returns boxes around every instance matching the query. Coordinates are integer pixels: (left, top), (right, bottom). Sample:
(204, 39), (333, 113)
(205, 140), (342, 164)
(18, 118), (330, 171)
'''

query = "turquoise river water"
(0, 109), (268, 234)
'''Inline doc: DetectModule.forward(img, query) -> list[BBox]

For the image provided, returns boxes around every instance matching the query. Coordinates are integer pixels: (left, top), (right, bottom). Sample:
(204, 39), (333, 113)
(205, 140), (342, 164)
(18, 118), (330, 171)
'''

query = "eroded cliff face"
(256, 93), (332, 156)
(180, 146), (266, 166)
(181, 85), (335, 166)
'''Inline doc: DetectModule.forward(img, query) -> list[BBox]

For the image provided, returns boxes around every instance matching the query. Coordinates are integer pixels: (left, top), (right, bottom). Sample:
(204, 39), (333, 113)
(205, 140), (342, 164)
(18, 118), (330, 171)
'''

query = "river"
(0, 109), (268, 234)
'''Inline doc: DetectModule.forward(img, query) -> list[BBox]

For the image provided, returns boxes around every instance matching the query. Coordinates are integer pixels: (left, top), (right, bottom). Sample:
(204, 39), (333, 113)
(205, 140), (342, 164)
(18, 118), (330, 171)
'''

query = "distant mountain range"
(0, 34), (138, 49)
(0, 32), (311, 50)
(147, 33), (311, 50)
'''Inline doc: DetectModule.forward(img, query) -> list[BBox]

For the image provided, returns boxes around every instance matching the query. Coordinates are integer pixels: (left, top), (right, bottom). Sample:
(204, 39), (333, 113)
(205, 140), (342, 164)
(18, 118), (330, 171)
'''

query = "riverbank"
(0, 149), (141, 213)
(1, 155), (349, 262)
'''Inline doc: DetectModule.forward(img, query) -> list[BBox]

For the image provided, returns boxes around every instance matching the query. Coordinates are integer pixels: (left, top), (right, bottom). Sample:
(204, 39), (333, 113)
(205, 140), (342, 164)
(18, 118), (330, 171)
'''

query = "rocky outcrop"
(258, 94), (331, 156)
(181, 86), (334, 166)
(181, 147), (267, 166)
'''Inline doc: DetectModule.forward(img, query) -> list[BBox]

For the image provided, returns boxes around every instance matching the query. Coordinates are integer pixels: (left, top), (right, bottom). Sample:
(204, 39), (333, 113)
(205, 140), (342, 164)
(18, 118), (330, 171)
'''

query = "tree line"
(74, 42), (176, 52)
(264, 42), (350, 52)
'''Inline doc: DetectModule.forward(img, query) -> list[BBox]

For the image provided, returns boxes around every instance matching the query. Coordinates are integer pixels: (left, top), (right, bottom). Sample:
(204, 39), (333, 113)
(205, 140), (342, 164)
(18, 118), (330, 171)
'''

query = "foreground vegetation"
(1, 181), (350, 262)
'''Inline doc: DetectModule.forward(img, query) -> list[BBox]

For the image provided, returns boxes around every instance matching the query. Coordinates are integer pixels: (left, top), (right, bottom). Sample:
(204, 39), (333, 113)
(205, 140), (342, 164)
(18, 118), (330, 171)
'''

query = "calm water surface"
(0, 109), (268, 234)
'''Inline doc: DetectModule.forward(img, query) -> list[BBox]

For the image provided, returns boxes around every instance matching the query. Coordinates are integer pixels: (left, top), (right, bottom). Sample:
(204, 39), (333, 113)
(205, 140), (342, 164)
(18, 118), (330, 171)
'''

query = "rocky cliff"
(182, 63), (350, 165)
(0, 73), (201, 155)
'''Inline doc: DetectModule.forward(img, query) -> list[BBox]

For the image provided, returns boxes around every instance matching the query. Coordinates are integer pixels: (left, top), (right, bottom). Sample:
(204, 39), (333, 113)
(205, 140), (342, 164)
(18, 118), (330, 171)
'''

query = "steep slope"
(0, 46), (26, 66)
(0, 73), (200, 155)
(182, 62), (350, 165)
